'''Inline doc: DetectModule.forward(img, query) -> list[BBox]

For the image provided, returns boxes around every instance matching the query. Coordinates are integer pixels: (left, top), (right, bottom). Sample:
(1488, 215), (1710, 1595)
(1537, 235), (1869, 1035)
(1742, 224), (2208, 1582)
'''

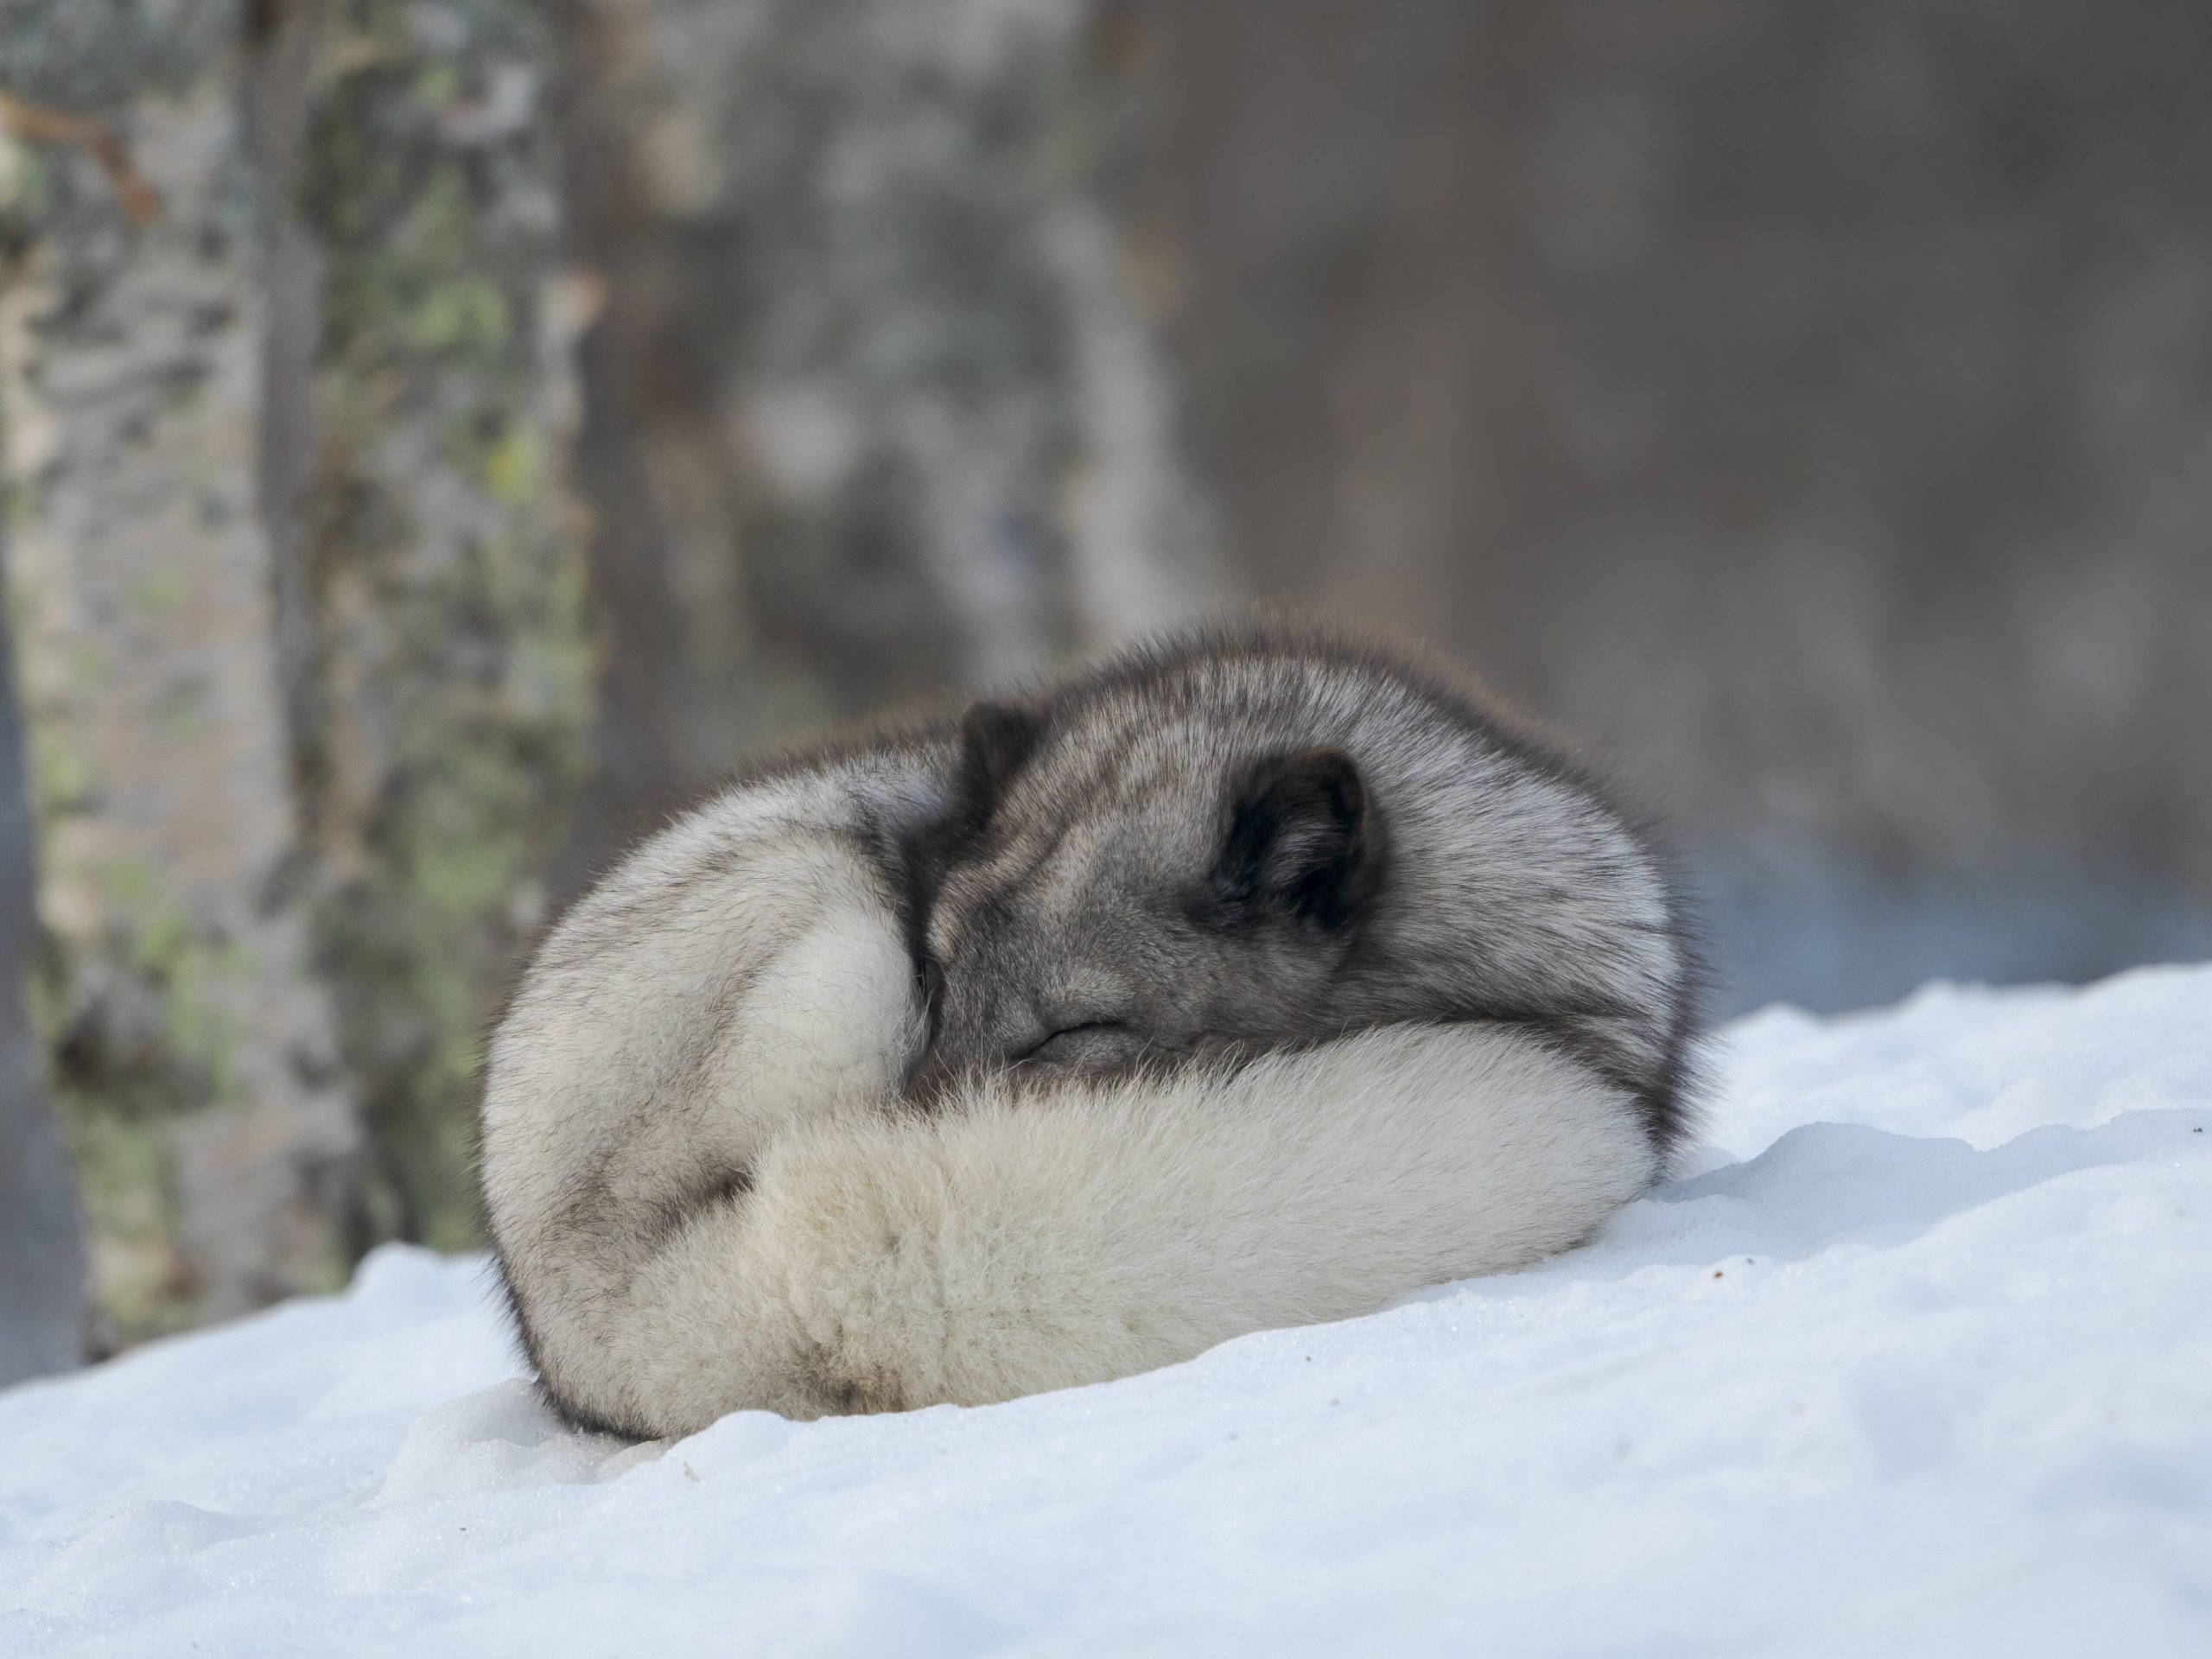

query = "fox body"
(479, 620), (1703, 1438)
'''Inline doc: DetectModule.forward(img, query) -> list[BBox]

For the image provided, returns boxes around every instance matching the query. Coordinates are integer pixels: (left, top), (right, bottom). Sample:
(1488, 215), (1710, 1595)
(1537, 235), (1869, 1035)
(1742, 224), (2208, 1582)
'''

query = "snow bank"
(4, 966), (2209, 1656)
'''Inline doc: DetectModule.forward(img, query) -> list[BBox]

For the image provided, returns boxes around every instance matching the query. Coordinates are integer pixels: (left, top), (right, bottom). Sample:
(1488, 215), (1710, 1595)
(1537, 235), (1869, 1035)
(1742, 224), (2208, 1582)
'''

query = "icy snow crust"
(4, 967), (2209, 1657)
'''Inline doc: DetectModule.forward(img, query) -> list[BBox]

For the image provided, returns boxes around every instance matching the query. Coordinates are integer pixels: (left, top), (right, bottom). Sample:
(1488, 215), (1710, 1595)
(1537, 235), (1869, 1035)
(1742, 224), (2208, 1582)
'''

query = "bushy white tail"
(679, 1025), (1653, 1422)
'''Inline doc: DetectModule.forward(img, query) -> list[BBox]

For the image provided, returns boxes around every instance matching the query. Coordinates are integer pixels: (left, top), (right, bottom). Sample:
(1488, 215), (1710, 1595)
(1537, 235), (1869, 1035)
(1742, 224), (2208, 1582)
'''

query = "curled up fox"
(479, 617), (1706, 1439)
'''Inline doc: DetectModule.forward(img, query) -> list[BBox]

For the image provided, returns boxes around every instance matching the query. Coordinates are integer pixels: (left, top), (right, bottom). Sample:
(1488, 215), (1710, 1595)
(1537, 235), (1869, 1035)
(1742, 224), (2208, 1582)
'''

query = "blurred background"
(2, 0), (2209, 1378)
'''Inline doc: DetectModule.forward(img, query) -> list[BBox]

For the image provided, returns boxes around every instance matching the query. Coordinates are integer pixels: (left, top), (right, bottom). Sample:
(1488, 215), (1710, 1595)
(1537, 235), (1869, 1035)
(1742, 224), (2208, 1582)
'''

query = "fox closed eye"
(1020, 1020), (1131, 1065)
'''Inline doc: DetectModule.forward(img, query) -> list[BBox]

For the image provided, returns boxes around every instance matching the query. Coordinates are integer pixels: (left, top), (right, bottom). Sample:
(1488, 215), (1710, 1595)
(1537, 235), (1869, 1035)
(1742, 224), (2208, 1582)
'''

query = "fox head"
(906, 697), (1382, 1093)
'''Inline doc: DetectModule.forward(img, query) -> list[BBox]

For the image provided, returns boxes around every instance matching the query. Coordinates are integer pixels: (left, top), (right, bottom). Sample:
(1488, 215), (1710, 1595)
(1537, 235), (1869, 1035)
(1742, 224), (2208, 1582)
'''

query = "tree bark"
(281, 0), (594, 1253)
(0, 3), (353, 1334)
(0, 533), (88, 1388)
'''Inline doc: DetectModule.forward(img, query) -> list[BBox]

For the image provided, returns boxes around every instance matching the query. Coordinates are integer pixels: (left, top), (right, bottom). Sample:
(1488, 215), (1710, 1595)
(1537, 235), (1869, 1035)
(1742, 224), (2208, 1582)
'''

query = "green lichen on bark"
(292, 0), (591, 1254)
(2, 0), (356, 1340)
(1, 0), (591, 1329)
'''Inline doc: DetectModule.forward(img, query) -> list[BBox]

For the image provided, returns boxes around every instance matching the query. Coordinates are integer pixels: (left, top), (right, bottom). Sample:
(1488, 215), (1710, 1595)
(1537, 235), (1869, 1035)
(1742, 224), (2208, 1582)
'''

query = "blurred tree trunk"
(0, 3), (353, 1335)
(277, 0), (593, 1254)
(553, 0), (1210, 865)
(0, 532), (87, 1387)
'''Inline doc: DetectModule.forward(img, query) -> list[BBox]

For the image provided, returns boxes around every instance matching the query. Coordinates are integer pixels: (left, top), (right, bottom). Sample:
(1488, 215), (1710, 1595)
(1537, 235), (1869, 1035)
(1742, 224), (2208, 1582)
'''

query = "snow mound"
(4, 965), (2209, 1656)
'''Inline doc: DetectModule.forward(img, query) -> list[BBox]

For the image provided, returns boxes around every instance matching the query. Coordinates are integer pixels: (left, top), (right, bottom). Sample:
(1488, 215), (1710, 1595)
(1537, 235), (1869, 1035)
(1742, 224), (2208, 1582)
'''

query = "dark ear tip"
(961, 700), (1037, 753)
(1252, 746), (1365, 823)
(952, 700), (1044, 829)
(1213, 743), (1375, 928)
(1295, 745), (1363, 808)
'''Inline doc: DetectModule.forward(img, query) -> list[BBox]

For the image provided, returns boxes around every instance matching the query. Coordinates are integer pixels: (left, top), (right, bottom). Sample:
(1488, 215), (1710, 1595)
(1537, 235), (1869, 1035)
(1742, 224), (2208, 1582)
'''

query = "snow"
(5, 965), (2210, 1657)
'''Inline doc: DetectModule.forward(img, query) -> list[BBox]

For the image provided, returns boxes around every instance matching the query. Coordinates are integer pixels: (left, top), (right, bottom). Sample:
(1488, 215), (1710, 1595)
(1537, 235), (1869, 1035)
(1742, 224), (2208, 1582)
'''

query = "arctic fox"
(479, 620), (1703, 1438)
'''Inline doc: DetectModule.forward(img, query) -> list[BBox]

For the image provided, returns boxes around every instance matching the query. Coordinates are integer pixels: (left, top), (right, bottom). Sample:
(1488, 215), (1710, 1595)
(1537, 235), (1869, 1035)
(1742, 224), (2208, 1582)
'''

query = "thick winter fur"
(480, 620), (1703, 1439)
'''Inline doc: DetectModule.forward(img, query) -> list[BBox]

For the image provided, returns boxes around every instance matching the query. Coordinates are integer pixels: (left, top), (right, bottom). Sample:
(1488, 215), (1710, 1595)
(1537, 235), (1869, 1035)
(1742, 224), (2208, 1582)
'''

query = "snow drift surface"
(4, 966), (2209, 1657)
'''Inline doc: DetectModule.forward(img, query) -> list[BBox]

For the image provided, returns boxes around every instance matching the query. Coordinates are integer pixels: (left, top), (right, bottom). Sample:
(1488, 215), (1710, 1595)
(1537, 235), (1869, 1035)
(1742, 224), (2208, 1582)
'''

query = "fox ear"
(948, 699), (1043, 840)
(1211, 747), (1374, 930)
